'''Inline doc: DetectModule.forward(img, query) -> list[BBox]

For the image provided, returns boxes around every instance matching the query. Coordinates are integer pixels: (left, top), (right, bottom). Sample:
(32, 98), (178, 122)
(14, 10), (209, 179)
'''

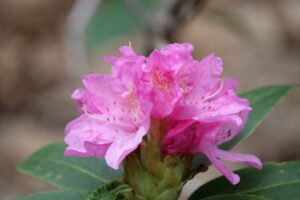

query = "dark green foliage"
(189, 161), (300, 200)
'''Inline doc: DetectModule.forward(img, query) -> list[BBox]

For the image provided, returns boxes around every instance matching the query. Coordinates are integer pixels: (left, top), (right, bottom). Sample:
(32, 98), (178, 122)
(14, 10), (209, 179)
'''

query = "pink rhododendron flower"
(65, 46), (152, 169)
(65, 43), (262, 185)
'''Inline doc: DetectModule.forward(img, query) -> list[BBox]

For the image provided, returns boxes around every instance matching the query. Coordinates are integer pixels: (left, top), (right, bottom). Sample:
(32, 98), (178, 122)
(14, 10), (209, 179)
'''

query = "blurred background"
(0, 0), (299, 199)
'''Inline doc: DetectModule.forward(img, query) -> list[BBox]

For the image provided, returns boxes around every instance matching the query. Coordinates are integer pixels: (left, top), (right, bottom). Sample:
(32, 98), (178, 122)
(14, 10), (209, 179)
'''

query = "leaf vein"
(241, 181), (300, 194)
(49, 158), (109, 183)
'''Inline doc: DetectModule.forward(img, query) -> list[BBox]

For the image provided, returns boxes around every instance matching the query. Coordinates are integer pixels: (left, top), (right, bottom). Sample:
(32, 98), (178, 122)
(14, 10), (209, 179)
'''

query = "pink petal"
(202, 146), (261, 185)
(64, 115), (113, 156)
(205, 151), (240, 185)
(191, 54), (223, 97)
(105, 126), (148, 169)
(214, 149), (262, 169)
(171, 54), (224, 120)
(145, 50), (183, 118)
(83, 74), (125, 97)
(161, 43), (193, 58)
(105, 45), (145, 85)
(84, 142), (111, 158)
(195, 79), (250, 122)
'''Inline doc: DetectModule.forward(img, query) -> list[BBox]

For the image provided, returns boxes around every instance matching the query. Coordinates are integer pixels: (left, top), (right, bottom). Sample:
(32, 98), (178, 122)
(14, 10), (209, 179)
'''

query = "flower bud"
(123, 139), (189, 200)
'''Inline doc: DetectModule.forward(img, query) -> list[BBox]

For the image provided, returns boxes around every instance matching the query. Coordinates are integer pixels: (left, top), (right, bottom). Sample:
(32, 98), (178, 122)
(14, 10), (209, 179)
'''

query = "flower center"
(121, 85), (139, 110)
(151, 66), (174, 94)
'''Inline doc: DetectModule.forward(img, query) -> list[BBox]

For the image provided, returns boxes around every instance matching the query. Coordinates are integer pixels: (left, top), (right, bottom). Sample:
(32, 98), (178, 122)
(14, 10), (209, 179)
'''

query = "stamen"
(202, 78), (224, 102)
(82, 104), (105, 121)
(121, 85), (140, 112)
(128, 41), (132, 48)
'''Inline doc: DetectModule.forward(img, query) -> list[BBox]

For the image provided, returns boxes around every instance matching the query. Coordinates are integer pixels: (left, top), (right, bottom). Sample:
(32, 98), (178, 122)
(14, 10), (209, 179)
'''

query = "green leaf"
(190, 85), (293, 171)
(86, 0), (158, 50)
(17, 191), (83, 200)
(189, 161), (300, 200)
(201, 194), (267, 200)
(155, 189), (179, 200)
(17, 143), (122, 192)
(17, 183), (130, 200)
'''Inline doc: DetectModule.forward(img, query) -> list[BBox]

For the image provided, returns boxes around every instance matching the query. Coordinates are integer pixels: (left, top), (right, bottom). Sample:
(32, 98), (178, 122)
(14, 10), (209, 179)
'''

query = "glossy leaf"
(190, 85), (293, 171)
(18, 183), (131, 200)
(189, 161), (300, 200)
(201, 194), (267, 200)
(17, 191), (83, 200)
(17, 143), (122, 192)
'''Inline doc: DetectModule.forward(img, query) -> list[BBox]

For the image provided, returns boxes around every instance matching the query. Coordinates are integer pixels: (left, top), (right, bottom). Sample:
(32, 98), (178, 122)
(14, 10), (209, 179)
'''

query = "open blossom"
(65, 47), (152, 169)
(65, 43), (261, 184)
(161, 45), (261, 184)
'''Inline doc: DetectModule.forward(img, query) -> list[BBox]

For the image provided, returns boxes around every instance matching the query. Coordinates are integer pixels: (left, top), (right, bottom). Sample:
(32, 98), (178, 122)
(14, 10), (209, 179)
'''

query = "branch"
(63, 0), (102, 79)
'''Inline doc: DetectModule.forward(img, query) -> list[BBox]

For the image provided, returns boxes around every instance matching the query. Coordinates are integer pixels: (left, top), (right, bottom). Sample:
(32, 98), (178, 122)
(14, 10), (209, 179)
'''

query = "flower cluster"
(64, 43), (262, 185)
